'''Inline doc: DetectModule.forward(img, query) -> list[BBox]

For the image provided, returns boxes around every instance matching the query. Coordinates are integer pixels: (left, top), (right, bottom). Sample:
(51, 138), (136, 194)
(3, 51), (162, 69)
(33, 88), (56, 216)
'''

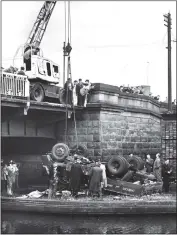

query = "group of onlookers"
(2, 66), (26, 76)
(145, 153), (173, 193)
(43, 156), (107, 199)
(119, 85), (160, 101)
(1, 159), (19, 196)
(119, 85), (144, 95)
(63, 78), (94, 107)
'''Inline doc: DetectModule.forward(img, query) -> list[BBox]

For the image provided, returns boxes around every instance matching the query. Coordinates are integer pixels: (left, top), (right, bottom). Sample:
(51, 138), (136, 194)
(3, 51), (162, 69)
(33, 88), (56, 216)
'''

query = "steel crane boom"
(26, 1), (56, 49)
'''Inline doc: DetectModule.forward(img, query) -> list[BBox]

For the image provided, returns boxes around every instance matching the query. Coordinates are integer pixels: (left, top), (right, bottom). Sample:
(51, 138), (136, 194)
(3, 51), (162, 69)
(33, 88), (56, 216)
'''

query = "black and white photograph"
(1, 0), (176, 234)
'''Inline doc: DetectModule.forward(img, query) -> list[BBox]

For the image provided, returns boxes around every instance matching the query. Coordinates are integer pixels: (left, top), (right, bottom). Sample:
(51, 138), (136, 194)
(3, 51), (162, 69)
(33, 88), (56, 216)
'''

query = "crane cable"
(64, 1), (78, 148)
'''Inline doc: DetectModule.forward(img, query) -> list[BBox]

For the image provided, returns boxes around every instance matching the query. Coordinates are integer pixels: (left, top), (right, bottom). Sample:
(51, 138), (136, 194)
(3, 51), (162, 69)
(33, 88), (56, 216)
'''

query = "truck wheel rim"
(56, 147), (65, 157)
(34, 88), (43, 101)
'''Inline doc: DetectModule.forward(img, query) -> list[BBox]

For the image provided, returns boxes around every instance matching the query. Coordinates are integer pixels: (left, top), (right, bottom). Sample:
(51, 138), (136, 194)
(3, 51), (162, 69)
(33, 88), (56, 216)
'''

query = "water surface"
(1, 212), (176, 234)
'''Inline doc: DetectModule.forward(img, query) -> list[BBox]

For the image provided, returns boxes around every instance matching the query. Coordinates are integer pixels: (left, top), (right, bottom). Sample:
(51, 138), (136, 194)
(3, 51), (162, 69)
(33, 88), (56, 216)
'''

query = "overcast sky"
(2, 1), (176, 101)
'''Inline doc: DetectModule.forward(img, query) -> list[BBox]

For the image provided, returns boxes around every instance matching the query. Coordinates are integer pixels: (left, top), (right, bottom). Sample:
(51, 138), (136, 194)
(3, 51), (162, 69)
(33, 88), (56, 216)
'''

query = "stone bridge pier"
(57, 83), (162, 162)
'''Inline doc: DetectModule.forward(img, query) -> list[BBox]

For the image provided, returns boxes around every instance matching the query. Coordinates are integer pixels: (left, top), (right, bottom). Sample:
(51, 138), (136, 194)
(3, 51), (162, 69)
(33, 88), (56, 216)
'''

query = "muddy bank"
(1, 194), (176, 215)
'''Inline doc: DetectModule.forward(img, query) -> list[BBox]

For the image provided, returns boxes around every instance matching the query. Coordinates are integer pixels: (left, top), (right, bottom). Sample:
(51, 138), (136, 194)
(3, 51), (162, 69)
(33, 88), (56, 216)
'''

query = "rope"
(69, 1), (71, 44)
(64, 1), (66, 43)
(64, 1), (78, 148)
(68, 1), (70, 43)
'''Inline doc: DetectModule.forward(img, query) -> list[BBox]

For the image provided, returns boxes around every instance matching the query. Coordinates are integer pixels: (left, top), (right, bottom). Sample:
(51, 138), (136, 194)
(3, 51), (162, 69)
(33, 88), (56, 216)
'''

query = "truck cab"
(12, 45), (63, 102)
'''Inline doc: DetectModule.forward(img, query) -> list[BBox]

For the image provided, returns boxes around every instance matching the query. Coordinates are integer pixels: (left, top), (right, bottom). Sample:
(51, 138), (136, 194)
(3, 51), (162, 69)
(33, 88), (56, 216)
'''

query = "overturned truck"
(42, 143), (163, 197)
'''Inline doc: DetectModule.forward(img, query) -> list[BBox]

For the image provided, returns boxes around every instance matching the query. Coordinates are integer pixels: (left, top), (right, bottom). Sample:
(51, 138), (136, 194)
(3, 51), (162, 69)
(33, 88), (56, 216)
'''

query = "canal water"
(1, 212), (176, 234)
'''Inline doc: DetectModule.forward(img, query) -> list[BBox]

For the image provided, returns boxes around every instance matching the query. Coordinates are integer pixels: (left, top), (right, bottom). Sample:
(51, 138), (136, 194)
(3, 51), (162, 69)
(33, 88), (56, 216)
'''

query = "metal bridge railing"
(0, 72), (30, 98)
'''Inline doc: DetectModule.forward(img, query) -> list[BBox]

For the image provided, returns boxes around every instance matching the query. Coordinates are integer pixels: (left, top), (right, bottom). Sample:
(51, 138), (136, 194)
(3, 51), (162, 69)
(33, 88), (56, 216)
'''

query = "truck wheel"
(30, 83), (45, 102)
(71, 144), (88, 157)
(127, 156), (144, 170)
(51, 143), (70, 162)
(107, 156), (129, 177)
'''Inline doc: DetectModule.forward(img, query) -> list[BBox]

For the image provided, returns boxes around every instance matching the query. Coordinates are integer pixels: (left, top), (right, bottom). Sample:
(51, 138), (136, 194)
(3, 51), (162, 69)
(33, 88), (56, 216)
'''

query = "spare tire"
(107, 156), (129, 177)
(127, 156), (144, 170)
(71, 144), (88, 157)
(51, 143), (69, 162)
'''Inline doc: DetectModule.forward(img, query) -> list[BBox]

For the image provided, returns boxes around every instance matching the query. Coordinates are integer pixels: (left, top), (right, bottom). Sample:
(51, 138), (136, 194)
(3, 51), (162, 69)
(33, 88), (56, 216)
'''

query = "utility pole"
(164, 12), (172, 112)
(146, 62), (149, 85)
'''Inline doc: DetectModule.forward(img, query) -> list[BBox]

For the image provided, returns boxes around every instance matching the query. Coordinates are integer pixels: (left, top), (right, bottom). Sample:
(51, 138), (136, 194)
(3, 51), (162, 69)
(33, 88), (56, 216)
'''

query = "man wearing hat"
(6, 160), (18, 196)
(89, 160), (103, 198)
(69, 156), (83, 197)
(153, 153), (162, 182)
(76, 78), (83, 106)
(17, 66), (26, 76)
(162, 159), (172, 193)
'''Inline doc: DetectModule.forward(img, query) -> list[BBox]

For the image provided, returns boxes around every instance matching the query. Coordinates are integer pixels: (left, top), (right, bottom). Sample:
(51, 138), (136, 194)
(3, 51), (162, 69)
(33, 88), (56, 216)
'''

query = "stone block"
(109, 149), (117, 155)
(131, 137), (139, 142)
(116, 115), (125, 121)
(90, 113), (100, 120)
(87, 135), (93, 142)
(101, 122), (109, 129)
(102, 149), (111, 156)
(109, 135), (117, 141)
(87, 142), (101, 149)
(141, 137), (148, 142)
(121, 130), (127, 136)
(142, 143), (150, 148)
(67, 128), (76, 135)
(67, 135), (73, 142)
(137, 143), (143, 148)
(101, 142), (107, 148)
(122, 143), (128, 149)
(87, 149), (94, 157)
(115, 149), (123, 155)
(77, 128), (88, 135)
(115, 136), (122, 141)
(102, 128), (110, 135)
(68, 142), (77, 148)
(92, 121), (100, 128)
(93, 135), (101, 142)
(87, 128), (100, 135)
(87, 121), (92, 127)
(102, 135), (111, 141)
(102, 155), (112, 162)
(114, 121), (122, 128)
(77, 135), (87, 142)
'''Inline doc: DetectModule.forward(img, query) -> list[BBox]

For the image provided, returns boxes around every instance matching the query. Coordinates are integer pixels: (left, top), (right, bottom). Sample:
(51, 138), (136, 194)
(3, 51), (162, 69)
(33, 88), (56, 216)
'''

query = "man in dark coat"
(162, 159), (172, 193)
(145, 154), (154, 173)
(64, 78), (73, 105)
(69, 158), (84, 197)
(89, 161), (103, 198)
(17, 66), (26, 76)
(76, 78), (83, 106)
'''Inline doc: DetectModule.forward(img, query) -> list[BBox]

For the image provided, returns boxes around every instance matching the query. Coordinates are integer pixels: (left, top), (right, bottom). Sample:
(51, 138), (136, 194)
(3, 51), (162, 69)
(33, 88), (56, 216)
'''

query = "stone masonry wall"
(100, 111), (161, 162)
(57, 109), (162, 162)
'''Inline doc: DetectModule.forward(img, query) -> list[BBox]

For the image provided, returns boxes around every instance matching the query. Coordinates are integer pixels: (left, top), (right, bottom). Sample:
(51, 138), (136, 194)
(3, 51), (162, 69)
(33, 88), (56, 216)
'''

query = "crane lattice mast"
(26, 1), (56, 49)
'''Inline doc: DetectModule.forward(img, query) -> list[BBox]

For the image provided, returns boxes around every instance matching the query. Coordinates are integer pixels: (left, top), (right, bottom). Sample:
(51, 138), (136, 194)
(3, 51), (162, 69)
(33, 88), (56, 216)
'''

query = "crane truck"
(2, 1), (64, 103)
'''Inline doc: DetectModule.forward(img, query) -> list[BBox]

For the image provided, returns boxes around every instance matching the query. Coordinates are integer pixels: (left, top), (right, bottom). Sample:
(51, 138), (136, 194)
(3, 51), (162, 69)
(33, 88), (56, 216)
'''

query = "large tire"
(51, 143), (69, 162)
(107, 156), (129, 177)
(127, 156), (144, 170)
(71, 144), (88, 157)
(30, 83), (45, 102)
